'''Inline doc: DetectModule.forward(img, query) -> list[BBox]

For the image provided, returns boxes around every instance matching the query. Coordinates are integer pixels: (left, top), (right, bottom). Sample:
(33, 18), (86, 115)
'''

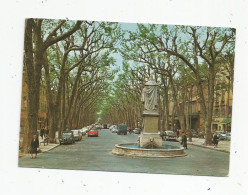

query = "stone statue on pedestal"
(141, 77), (158, 112)
(139, 76), (162, 148)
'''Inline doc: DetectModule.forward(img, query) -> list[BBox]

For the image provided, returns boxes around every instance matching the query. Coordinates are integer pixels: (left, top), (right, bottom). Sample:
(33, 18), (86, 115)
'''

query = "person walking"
(212, 132), (219, 148)
(30, 134), (39, 159)
(181, 132), (188, 149)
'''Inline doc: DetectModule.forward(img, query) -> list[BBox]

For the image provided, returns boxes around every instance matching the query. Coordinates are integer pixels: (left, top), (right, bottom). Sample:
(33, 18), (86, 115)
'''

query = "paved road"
(19, 129), (229, 176)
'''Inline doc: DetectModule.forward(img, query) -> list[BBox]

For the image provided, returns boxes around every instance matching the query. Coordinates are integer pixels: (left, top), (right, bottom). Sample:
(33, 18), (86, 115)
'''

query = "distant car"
(60, 132), (75, 144)
(79, 128), (87, 136)
(103, 124), (108, 129)
(216, 131), (224, 138)
(219, 133), (227, 140)
(133, 128), (141, 134)
(96, 124), (102, 129)
(112, 128), (118, 133)
(110, 125), (117, 131)
(117, 124), (127, 135)
(165, 130), (177, 141)
(71, 130), (82, 141)
(226, 132), (231, 141)
(88, 129), (98, 137)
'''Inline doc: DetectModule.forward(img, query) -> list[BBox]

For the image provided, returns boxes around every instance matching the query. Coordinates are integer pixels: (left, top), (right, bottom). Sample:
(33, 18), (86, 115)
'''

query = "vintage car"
(59, 131), (75, 144)
(71, 130), (82, 141)
(88, 129), (98, 137)
(117, 124), (127, 135)
(226, 132), (231, 141)
(164, 130), (177, 141)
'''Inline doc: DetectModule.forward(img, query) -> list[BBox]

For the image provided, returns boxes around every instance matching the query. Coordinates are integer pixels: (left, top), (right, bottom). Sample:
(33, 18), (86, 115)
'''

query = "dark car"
(59, 131), (75, 144)
(117, 124), (127, 135)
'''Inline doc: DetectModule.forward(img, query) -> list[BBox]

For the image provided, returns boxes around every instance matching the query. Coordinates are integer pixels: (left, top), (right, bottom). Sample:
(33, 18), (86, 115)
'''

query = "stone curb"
(41, 144), (60, 153)
(187, 142), (230, 153)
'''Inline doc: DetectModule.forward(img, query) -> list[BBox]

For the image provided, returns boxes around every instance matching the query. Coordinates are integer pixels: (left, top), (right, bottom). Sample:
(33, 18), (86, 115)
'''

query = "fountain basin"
(112, 143), (187, 158)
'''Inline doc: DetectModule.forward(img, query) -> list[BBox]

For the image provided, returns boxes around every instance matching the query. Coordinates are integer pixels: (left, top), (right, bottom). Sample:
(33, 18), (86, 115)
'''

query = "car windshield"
(62, 133), (72, 137)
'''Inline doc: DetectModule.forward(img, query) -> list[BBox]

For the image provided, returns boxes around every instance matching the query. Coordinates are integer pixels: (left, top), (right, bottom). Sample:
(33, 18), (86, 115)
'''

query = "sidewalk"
(19, 137), (59, 158)
(187, 137), (230, 153)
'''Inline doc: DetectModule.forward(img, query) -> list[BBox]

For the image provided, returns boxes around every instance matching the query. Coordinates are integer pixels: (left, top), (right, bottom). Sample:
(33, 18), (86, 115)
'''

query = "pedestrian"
(212, 132), (219, 148)
(40, 127), (44, 139)
(176, 129), (179, 138)
(181, 132), (188, 149)
(188, 130), (192, 142)
(30, 134), (39, 159)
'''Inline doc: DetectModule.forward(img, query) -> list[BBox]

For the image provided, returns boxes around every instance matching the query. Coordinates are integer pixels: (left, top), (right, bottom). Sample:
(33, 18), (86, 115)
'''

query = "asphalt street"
(19, 129), (230, 176)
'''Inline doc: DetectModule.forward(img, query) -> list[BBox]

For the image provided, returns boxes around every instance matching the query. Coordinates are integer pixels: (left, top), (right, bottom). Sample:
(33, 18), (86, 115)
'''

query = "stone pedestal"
(139, 113), (162, 148)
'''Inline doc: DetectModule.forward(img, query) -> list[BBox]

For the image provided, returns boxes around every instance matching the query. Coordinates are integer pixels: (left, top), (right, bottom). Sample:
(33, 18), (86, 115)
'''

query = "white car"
(165, 130), (177, 141)
(226, 132), (231, 141)
(109, 125), (117, 131)
(71, 130), (82, 141)
(112, 127), (118, 133)
(81, 127), (89, 133)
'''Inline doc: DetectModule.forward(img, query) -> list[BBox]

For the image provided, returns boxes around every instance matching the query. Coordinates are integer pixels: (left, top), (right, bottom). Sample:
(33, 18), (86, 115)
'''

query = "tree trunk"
(22, 19), (43, 153)
(205, 66), (215, 145)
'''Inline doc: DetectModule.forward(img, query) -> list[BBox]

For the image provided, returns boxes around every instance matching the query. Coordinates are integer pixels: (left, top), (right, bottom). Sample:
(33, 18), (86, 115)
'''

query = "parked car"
(214, 131), (225, 140)
(226, 132), (231, 141)
(164, 130), (177, 141)
(219, 133), (227, 140)
(79, 127), (87, 136)
(112, 128), (118, 133)
(117, 124), (127, 135)
(110, 125), (117, 132)
(71, 130), (82, 141)
(216, 131), (224, 138)
(96, 124), (102, 129)
(59, 131), (75, 144)
(133, 128), (141, 134)
(88, 129), (98, 137)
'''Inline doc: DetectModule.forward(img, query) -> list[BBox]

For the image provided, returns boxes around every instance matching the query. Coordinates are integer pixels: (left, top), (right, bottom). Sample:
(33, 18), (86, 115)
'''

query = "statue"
(141, 77), (158, 112)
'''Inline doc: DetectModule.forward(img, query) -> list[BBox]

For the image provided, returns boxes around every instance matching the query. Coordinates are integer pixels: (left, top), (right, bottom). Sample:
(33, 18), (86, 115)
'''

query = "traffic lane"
(19, 129), (229, 176)
(81, 132), (229, 176)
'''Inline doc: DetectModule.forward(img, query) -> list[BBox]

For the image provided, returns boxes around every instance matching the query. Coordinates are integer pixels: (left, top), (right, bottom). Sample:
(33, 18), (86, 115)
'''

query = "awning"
(221, 118), (232, 124)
